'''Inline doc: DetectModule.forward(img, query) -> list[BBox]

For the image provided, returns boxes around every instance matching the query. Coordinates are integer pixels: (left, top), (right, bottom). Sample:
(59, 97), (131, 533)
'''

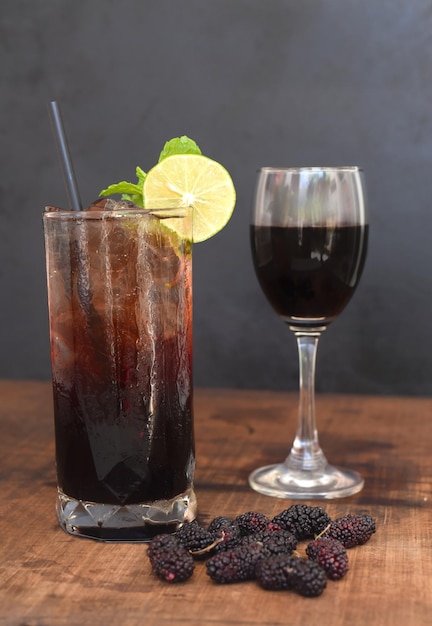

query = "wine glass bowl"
(250, 167), (368, 499)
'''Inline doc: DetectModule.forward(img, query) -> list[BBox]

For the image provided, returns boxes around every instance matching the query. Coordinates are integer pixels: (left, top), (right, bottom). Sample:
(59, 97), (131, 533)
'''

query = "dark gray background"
(1, 0), (432, 395)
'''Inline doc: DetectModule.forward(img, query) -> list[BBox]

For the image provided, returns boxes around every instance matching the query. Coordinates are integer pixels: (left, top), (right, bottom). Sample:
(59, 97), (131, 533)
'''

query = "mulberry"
(306, 538), (349, 580)
(235, 511), (272, 535)
(256, 554), (327, 596)
(207, 516), (241, 552)
(176, 520), (215, 555)
(287, 557), (327, 597)
(272, 504), (331, 540)
(242, 528), (298, 556)
(147, 533), (179, 560)
(206, 543), (265, 584)
(324, 514), (376, 548)
(149, 545), (194, 583)
(255, 554), (294, 590)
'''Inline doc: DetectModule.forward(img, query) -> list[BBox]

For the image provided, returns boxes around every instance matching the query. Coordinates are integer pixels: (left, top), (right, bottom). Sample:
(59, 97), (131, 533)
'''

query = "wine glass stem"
(287, 332), (328, 472)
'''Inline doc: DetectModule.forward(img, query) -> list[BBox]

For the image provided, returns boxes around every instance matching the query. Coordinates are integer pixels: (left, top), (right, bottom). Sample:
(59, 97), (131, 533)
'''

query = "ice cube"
(85, 198), (138, 211)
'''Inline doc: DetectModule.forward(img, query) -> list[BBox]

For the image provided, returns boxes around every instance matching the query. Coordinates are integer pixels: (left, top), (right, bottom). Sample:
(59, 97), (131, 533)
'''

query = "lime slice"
(143, 154), (236, 243)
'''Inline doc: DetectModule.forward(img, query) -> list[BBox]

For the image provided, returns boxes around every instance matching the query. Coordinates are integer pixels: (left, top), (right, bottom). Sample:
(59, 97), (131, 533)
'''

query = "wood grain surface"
(0, 381), (431, 626)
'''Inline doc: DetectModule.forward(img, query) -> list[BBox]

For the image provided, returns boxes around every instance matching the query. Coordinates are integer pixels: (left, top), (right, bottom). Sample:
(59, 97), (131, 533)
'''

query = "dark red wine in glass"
(249, 167), (368, 498)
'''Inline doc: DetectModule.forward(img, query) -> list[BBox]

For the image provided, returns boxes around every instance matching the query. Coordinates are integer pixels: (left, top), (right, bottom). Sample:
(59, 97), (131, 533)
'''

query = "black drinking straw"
(48, 100), (83, 211)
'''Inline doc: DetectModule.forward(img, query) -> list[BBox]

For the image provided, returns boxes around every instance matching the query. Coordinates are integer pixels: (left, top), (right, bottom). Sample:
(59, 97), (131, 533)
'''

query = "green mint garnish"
(99, 137), (201, 207)
(99, 167), (147, 207)
(158, 136), (202, 162)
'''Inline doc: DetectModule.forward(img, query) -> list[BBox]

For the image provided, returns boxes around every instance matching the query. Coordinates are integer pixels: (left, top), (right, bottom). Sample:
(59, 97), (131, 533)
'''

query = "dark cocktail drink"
(44, 130), (236, 539)
(44, 204), (196, 540)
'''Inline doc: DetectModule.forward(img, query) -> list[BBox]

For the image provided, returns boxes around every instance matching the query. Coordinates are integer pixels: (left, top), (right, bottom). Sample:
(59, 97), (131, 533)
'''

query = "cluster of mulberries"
(146, 505), (377, 598)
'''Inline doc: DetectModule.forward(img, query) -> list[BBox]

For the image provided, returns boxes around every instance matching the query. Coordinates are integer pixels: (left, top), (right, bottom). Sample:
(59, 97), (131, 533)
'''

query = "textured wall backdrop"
(1, 0), (432, 395)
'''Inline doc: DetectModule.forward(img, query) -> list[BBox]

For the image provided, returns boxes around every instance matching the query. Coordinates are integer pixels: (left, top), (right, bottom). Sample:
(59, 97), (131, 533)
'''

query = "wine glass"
(250, 166), (368, 498)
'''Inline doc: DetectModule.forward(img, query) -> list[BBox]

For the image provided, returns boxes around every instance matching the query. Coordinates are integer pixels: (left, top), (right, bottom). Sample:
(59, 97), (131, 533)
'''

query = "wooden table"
(0, 381), (431, 625)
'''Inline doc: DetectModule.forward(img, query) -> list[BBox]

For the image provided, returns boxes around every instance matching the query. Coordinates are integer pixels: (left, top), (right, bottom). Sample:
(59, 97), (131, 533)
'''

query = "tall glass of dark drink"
(43, 204), (196, 540)
(250, 167), (368, 498)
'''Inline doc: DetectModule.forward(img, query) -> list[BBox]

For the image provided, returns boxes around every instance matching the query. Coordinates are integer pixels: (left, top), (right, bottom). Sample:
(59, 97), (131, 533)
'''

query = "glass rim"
(257, 166), (363, 173)
(43, 205), (190, 219)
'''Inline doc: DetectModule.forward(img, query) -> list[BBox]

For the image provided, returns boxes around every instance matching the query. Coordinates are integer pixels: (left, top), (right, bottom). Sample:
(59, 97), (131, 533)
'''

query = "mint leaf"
(158, 135), (202, 162)
(121, 192), (144, 206)
(99, 181), (141, 196)
(136, 166), (146, 186)
(99, 169), (147, 208)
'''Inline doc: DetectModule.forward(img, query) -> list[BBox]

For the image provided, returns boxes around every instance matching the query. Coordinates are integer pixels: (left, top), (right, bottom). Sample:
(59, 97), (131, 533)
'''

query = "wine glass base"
(249, 462), (364, 500)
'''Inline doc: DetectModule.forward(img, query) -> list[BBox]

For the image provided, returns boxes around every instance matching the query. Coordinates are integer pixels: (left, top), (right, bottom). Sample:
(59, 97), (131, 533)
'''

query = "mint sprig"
(158, 136), (201, 162)
(99, 136), (201, 208)
(99, 166), (146, 207)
